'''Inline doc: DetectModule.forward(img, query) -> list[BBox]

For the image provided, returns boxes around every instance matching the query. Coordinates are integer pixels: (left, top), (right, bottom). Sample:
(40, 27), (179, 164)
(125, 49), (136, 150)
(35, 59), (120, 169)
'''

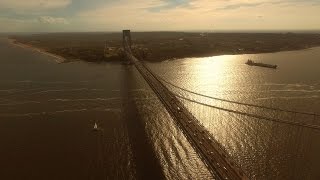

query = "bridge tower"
(123, 30), (132, 49)
(103, 41), (108, 57)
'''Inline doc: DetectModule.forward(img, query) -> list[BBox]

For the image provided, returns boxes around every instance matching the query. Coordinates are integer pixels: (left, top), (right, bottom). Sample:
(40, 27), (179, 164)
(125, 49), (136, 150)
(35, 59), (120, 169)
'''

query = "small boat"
(245, 59), (277, 69)
(93, 122), (99, 131)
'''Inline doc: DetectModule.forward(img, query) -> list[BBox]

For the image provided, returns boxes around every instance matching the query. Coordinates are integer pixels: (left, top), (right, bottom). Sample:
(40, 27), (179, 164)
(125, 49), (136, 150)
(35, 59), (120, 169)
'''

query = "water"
(0, 36), (320, 179)
(0, 37), (211, 180)
(0, 37), (134, 179)
(148, 47), (320, 179)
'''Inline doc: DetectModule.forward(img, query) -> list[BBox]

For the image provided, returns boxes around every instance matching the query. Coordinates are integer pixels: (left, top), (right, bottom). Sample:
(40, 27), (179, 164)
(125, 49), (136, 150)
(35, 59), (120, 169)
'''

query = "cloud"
(38, 16), (69, 24)
(0, 0), (320, 32)
(0, 0), (72, 11)
(216, 2), (265, 10)
(74, 0), (320, 31)
(213, 0), (320, 11)
(148, 0), (191, 12)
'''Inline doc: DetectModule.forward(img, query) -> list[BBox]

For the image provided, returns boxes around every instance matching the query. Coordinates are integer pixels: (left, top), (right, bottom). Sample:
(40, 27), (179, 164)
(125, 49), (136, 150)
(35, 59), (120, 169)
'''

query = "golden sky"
(0, 0), (319, 32)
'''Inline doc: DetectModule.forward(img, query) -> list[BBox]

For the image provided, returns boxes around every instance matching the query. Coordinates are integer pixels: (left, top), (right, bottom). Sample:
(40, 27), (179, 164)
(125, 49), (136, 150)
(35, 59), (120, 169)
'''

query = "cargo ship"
(245, 59), (277, 69)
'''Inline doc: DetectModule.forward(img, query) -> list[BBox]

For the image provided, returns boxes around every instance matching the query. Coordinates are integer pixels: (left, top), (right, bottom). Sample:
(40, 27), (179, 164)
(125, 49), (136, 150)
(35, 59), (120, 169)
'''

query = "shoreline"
(9, 37), (320, 64)
(144, 46), (320, 63)
(8, 38), (66, 63)
(170, 46), (319, 60)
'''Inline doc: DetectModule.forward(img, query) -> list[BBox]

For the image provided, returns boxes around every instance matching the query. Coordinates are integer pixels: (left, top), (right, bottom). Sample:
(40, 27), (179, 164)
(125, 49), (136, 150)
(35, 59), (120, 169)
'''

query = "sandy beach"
(8, 38), (66, 63)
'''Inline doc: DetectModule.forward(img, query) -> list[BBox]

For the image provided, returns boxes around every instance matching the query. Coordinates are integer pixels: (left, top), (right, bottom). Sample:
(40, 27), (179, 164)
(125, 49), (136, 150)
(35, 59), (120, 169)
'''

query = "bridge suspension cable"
(123, 32), (249, 180)
(137, 68), (319, 129)
(155, 74), (320, 118)
(122, 31), (320, 179)
(175, 93), (320, 131)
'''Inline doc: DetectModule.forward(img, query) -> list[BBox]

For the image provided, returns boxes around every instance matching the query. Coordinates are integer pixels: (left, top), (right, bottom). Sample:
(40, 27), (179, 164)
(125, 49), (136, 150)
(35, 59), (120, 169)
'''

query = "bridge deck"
(124, 33), (248, 180)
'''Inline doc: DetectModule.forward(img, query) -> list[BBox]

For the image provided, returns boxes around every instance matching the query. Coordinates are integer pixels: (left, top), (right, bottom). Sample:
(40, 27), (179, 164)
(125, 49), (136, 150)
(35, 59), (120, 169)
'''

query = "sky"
(0, 0), (319, 32)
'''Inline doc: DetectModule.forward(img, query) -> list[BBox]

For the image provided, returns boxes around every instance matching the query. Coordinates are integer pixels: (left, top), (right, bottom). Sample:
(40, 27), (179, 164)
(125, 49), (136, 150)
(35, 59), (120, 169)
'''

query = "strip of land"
(8, 38), (66, 63)
(9, 32), (320, 63)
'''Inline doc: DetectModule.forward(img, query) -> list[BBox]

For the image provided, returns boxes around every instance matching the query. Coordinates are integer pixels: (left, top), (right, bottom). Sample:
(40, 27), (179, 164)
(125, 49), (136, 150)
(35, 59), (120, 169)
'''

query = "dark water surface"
(1, 36), (320, 180)
(0, 37), (210, 180)
(0, 37), (135, 180)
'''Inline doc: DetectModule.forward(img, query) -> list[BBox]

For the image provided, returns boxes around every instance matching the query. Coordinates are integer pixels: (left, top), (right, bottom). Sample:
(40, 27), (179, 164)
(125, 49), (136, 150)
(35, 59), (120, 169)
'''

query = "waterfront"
(0, 37), (320, 179)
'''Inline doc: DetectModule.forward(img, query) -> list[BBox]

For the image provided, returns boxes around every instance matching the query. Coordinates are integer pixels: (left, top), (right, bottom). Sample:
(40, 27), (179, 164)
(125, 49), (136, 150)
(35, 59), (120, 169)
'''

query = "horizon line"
(1, 29), (320, 34)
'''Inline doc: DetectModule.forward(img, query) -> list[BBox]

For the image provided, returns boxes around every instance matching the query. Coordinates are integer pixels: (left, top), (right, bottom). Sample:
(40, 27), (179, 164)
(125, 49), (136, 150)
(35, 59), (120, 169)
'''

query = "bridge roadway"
(124, 37), (248, 180)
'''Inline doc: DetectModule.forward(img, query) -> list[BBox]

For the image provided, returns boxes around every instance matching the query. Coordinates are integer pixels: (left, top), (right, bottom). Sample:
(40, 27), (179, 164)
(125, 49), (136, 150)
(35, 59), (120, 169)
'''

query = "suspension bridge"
(122, 30), (320, 180)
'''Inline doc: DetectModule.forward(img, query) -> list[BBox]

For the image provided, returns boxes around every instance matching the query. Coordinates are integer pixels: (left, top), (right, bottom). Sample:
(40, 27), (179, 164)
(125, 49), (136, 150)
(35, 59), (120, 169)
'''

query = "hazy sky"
(0, 0), (319, 32)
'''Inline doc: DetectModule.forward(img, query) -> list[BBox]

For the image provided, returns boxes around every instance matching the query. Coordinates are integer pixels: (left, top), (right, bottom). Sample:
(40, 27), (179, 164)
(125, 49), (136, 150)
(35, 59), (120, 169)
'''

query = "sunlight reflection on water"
(148, 47), (320, 179)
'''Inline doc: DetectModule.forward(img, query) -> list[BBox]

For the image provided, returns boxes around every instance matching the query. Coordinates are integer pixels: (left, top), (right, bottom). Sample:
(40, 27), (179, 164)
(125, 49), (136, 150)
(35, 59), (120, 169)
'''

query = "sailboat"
(93, 122), (98, 131)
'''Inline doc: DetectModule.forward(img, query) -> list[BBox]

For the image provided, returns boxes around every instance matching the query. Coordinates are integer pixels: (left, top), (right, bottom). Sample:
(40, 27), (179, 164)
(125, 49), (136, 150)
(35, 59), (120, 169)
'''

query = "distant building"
(103, 41), (119, 58)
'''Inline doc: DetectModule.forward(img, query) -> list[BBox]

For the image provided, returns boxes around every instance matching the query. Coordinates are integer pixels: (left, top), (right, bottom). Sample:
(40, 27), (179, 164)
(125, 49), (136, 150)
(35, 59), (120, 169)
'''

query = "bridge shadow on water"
(120, 65), (165, 180)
